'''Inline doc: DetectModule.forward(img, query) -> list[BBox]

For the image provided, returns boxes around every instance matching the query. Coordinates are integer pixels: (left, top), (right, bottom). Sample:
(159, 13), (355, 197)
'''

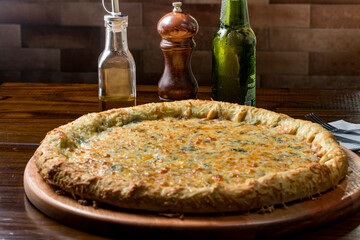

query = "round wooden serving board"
(24, 147), (360, 239)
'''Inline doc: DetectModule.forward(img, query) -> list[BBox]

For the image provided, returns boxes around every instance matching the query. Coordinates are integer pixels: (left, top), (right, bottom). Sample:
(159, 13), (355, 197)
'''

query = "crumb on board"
(257, 205), (275, 214)
(158, 212), (184, 219)
(77, 199), (89, 206)
(92, 201), (100, 209)
(55, 189), (66, 196)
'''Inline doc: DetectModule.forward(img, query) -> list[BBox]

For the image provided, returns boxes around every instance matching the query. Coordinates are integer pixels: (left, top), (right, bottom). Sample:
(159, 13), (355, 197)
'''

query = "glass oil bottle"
(98, 0), (136, 111)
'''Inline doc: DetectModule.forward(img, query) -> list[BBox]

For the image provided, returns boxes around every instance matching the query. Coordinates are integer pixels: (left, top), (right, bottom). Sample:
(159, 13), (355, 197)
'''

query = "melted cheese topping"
(67, 118), (319, 188)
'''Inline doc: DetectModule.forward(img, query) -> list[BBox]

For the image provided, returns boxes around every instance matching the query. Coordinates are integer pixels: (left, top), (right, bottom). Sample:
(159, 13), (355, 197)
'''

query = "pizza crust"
(33, 100), (348, 213)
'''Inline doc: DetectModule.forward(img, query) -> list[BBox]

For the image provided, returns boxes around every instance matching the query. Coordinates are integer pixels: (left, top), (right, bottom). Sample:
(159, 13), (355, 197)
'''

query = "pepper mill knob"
(172, 2), (182, 12)
(157, 2), (199, 101)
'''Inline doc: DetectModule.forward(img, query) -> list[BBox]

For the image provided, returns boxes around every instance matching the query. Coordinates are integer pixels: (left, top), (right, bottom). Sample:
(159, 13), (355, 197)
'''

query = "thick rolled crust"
(33, 100), (348, 213)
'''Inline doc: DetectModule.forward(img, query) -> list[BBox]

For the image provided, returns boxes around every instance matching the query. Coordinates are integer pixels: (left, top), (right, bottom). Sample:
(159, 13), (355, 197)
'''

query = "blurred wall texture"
(1, 0), (360, 88)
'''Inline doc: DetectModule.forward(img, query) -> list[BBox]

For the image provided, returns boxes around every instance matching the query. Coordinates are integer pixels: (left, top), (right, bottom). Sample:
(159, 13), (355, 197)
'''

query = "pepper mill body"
(157, 2), (199, 101)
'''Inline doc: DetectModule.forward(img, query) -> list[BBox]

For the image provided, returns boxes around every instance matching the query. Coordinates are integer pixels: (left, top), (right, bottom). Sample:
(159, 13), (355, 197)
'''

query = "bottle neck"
(104, 20), (128, 51)
(220, 0), (250, 28)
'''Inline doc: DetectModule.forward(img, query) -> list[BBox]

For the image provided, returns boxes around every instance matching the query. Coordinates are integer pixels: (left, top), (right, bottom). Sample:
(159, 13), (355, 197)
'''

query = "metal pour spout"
(102, 0), (121, 15)
(111, 0), (120, 14)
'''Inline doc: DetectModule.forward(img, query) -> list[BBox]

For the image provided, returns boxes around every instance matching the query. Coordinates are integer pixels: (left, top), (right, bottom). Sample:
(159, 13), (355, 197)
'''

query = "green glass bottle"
(212, 0), (256, 106)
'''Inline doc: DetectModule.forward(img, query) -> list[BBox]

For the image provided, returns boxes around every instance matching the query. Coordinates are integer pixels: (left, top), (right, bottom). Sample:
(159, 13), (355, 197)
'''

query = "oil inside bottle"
(99, 95), (136, 111)
(99, 66), (136, 111)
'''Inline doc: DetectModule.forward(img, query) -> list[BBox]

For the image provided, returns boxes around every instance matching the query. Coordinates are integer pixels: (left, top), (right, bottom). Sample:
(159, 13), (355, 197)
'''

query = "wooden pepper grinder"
(157, 2), (199, 101)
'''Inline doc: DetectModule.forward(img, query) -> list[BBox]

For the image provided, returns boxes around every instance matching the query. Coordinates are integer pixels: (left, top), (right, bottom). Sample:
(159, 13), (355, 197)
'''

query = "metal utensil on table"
(305, 113), (360, 135)
(305, 113), (360, 145)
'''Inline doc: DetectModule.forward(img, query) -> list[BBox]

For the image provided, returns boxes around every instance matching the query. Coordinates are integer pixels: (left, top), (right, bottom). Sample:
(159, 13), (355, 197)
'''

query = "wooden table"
(1, 82), (360, 239)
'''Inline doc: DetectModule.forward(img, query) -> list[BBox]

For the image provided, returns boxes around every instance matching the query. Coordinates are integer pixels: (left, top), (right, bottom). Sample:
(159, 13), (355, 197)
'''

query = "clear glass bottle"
(98, 12), (136, 111)
(212, 0), (256, 106)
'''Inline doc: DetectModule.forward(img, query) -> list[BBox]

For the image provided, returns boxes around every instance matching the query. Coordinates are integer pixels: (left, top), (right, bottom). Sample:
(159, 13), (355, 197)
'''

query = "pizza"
(33, 100), (348, 213)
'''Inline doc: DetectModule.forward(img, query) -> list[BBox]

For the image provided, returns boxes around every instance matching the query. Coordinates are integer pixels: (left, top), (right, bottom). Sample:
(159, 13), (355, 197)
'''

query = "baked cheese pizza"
(33, 100), (348, 213)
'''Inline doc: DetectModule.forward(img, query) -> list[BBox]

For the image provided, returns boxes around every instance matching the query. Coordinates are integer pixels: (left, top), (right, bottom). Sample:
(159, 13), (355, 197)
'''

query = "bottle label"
(244, 76), (256, 106)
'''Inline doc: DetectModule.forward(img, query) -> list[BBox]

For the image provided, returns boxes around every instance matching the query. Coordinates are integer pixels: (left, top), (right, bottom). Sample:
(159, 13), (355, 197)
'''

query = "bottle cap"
(157, 2), (198, 40)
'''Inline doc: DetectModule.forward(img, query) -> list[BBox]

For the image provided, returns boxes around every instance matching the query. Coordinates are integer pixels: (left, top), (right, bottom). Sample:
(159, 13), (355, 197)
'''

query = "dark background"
(1, 0), (360, 89)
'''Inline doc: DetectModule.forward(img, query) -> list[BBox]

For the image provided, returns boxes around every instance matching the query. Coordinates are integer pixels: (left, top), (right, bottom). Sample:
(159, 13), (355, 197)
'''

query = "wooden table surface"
(1, 82), (360, 239)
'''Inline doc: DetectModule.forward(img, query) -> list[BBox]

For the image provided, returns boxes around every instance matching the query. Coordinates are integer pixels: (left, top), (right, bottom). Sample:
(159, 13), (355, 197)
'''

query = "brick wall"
(1, 0), (360, 88)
